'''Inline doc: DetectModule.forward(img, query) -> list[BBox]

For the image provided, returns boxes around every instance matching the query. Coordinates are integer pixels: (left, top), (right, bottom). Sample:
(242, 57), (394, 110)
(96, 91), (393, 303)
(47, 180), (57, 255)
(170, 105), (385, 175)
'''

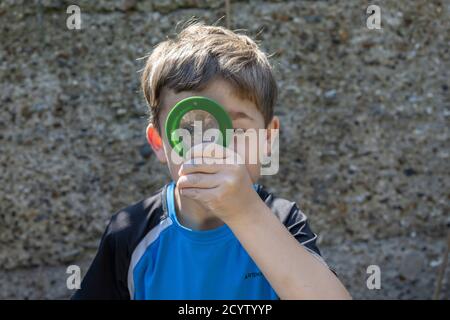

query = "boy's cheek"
(230, 139), (262, 181)
(233, 138), (262, 166)
(162, 146), (183, 181)
(167, 162), (182, 182)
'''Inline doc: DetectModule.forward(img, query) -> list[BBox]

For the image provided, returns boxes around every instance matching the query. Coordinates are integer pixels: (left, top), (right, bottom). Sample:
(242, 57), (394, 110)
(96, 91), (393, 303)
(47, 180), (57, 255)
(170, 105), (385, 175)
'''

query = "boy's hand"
(177, 144), (352, 300)
(177, 143), (261, 223)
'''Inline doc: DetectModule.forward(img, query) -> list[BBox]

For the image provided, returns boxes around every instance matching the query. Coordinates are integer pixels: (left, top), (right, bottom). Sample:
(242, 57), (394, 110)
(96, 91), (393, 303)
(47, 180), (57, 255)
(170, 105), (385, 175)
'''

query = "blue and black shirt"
(72, 182), (329, 300)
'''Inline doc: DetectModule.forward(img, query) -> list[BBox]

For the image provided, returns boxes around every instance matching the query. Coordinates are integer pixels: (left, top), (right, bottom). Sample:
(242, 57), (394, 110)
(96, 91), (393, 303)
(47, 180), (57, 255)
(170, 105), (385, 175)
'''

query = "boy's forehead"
(159, 79), (263, 128)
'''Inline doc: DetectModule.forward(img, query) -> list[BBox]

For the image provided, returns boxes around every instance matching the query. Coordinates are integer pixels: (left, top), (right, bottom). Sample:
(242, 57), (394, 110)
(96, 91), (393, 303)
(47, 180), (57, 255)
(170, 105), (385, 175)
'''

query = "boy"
(72, 23), (351, 300)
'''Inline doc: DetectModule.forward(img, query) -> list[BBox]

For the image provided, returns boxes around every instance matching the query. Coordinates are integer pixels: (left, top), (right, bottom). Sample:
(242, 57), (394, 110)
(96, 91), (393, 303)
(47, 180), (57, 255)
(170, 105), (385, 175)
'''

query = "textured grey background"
(0, 0), (449, 299)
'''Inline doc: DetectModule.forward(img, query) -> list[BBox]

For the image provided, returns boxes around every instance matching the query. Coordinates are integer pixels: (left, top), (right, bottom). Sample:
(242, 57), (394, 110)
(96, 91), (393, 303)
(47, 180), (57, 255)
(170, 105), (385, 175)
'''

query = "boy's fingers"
(179, 142), (243, 176)
(179, 159), (221, 175)
(179, 153), (244, 176)
(203, 143), (235, 159)
(178, 186), (217, 201)
(177, 173), (219, 189)
(186, 143), (235, 160)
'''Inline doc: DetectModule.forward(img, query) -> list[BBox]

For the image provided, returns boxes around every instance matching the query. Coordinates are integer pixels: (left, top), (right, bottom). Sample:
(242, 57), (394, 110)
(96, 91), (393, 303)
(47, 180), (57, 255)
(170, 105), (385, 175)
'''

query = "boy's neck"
(173, 184), (225, 230)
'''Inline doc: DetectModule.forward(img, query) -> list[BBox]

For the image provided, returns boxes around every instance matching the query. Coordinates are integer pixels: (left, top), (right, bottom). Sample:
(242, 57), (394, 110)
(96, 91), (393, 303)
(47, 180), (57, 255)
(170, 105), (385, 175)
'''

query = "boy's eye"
(180, 125), (195, 134)
(233, 128), (247, 134)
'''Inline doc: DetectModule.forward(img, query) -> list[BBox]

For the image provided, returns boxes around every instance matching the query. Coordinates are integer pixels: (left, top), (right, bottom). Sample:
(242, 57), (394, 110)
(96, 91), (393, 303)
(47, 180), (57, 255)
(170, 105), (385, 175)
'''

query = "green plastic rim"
(165, 96), (233, 157)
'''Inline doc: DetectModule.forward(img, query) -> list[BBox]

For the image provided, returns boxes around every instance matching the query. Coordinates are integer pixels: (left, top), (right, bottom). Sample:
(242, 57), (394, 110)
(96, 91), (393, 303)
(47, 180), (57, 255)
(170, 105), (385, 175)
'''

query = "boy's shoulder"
(105, 183), (311, 245)
(73, 183), (326, 299)
(106, 183), (324, 267)
(103, 186), (168, 252)
(255, 184), (309, 225)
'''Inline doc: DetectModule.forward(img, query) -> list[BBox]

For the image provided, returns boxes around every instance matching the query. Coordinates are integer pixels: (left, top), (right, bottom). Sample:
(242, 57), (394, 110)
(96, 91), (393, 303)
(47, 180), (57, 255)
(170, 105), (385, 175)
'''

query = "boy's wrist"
(222, 194), (269, 229)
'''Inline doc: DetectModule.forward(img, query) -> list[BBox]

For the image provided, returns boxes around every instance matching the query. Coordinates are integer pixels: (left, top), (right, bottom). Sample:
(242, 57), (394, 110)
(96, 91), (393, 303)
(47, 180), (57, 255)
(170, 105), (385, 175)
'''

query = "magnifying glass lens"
(179, 110), (219, 148)
(165, 96), (233, 157)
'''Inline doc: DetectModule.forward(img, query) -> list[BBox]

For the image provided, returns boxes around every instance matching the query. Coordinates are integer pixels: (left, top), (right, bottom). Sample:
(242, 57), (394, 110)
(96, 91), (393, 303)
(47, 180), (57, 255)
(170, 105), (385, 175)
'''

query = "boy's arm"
(177, 146), (351, 300)
(224, 199), (351, 300)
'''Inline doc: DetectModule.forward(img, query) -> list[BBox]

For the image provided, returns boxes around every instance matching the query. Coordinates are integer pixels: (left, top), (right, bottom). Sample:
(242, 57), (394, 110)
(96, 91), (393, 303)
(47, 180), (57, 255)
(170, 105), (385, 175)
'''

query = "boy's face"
(147, 77), (279, 183)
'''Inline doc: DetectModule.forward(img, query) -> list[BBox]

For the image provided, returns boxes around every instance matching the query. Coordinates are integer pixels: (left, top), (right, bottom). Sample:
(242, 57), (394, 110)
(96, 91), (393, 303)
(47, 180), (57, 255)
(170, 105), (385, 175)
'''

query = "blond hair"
(141, 22), (277, 132)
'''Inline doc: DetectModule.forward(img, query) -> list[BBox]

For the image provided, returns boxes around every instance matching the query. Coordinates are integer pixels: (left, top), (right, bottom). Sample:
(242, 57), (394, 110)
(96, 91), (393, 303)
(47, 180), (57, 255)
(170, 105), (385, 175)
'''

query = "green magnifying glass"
(165, 96), (233, 157)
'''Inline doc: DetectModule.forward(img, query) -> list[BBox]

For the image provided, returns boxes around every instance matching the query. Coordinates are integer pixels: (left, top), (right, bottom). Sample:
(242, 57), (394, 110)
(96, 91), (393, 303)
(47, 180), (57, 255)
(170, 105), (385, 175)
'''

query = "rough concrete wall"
(0, 0), (449, 299)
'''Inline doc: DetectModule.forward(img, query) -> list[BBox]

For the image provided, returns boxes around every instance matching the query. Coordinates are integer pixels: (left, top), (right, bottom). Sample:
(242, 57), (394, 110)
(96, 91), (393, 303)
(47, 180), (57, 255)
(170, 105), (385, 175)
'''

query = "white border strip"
(127, 217), (173, 299)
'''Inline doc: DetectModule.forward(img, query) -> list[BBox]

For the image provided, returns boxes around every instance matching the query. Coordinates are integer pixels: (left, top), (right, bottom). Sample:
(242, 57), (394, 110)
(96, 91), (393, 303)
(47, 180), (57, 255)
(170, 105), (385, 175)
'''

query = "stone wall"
(0, 0), (448, 299)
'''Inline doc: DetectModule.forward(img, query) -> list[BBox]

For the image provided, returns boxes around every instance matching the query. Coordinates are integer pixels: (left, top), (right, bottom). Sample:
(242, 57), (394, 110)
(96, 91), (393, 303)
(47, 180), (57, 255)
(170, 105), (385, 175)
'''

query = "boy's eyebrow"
(228, 110), (254, 121)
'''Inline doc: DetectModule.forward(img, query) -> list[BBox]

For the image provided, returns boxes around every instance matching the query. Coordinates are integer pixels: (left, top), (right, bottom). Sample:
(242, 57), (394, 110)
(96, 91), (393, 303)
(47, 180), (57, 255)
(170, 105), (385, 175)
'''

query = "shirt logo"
(244, 271), (263, 279)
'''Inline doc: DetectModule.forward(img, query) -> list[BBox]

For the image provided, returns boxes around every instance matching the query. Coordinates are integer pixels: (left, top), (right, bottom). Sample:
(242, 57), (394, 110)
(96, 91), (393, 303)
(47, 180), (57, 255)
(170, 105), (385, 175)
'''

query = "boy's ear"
(146, 123), (167, 163)
(265, 116), (280, 156)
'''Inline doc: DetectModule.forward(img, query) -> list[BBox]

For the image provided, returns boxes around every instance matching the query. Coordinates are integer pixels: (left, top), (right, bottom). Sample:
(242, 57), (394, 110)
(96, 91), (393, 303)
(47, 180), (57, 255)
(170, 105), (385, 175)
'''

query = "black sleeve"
(284, 202), (338, 274)
(284, 203), (322, 257)
(71, 219), (130, 300)
(258, 186), (330, 268)
(71, 190), (165, 300)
